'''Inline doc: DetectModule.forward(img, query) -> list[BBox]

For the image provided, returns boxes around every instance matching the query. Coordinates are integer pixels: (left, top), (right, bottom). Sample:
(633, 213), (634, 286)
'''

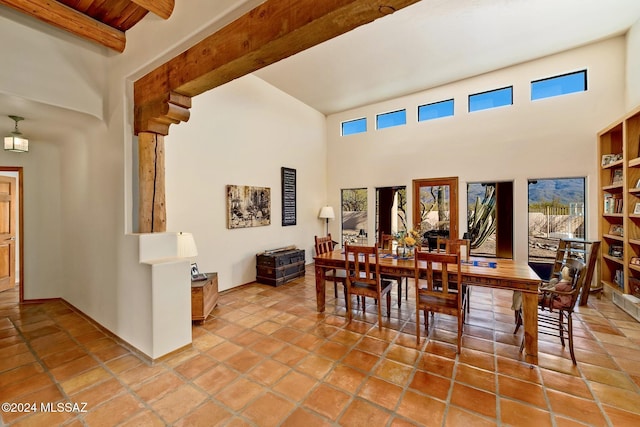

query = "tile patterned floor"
(1, 264), (640, 426)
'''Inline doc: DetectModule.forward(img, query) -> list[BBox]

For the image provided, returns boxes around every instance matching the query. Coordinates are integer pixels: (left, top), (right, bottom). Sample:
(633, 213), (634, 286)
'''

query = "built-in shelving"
(598, 105), (640, 321)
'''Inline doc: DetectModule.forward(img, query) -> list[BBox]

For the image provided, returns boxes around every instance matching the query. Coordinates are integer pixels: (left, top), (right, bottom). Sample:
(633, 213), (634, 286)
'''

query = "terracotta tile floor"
(2, 265), (640, 426)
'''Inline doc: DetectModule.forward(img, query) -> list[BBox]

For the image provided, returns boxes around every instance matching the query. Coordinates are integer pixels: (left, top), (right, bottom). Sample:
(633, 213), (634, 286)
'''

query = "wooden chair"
(380, 233), (407, 306)
(414, 248), (464, 352)
(519, 257), (587, 364)
(435, 238), (471, 314)
(314, 235), (347, 302)
(344, 243), (393, 330)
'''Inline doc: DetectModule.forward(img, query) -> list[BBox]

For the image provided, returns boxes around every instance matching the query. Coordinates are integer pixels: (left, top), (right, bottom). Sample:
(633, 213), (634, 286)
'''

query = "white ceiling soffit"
(253, 0), (640, 115)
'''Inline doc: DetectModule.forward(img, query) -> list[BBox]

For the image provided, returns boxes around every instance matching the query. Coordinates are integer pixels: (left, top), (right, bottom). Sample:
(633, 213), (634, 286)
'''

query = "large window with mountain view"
(527, 178), (585, 279)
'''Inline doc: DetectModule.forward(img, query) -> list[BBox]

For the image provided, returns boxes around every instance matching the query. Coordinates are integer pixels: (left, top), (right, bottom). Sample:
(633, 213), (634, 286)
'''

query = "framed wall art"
(226, 185), (271, 229)
(281, 167), (296, 226)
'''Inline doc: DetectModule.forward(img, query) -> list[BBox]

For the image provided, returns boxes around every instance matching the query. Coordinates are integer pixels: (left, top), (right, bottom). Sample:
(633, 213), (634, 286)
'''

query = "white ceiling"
(1, 0), (640, 140)
(254, 0), (640, 115)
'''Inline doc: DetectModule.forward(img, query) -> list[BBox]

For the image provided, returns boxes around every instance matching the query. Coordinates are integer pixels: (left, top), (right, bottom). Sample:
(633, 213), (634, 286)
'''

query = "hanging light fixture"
(4, 115), (28, 153)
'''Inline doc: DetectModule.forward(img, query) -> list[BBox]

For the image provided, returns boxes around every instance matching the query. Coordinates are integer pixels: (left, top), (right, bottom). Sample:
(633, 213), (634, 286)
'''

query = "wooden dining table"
(314, 250), (542, 364)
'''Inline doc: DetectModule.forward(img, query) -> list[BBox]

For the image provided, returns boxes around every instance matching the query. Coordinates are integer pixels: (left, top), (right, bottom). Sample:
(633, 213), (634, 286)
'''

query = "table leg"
(315, 264), (326, 312)
(522, 291), (538, 364)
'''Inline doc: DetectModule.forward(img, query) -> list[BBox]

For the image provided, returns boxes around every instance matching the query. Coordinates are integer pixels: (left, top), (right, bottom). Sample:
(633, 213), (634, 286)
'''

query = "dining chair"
(344, 243), (393, 330)
(314, 234), (347, 302)
(380, 233), (408, 307)
(518, 257), (587, 364)
(434, 238), (471, 314)
(414, 248), (464, 352)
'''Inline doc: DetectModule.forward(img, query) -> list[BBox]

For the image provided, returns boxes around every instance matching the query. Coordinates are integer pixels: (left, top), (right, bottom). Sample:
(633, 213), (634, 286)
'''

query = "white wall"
(326, 37), (627, 262)
(0, 11), (106, 120)
(626, 18), (640, 109)
(164, 75), (327, 291)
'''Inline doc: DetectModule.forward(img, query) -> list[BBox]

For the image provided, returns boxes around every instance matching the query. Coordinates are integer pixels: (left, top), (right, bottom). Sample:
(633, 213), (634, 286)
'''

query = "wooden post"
(138, 132), (166, 232)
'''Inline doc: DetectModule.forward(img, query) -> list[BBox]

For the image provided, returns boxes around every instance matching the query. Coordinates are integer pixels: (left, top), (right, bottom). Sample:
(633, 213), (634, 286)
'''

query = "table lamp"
(318, 206), (335, 235)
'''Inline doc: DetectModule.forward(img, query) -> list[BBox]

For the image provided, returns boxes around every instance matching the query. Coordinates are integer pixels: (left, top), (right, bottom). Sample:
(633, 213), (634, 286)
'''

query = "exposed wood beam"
(138, 132), (166, 232)
(134, 0), (419, 135)
(131, 0), (174, 20)
(133, 0), (419, 233)
(0, 0), (126, 52)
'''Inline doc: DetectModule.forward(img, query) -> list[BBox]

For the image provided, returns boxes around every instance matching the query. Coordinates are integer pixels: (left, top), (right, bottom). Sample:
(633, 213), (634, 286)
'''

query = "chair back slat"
(315, 234), (335, 255)
(415, 249), (461, 301)
(345, 243), (380, 291)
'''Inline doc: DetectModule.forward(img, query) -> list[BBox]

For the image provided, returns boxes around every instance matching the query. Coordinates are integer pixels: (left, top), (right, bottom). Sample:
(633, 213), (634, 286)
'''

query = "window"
(376, 109), (406, 130)
(469, 86), (513, 112)
(531, 70), (587, 100)
(418, 99), (454, 122)
(341, 118), (367, 136)
(527, 177), (586, 279)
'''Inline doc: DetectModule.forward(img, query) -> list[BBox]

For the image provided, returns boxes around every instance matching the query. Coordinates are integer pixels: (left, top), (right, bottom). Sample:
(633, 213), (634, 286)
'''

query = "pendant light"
(4, 115), (28, 153)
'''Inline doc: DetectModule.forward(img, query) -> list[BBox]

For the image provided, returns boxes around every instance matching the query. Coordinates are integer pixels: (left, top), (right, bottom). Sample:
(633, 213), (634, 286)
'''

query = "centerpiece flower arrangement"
(394, 228), (423, 257)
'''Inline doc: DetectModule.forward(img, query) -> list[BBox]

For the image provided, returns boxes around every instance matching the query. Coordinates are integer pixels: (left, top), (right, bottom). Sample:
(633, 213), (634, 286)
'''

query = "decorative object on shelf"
(609, 245), (623, 258)
(601, 153), (623, 166)
(614, 269), (624, 290)
(634, 203), (640, 215)
(631, 257), (640, 266)
(190, 262), (208, 281)
(629, 277), (640, 299)
(609, 224), (624, 236)
(4, 115), (28, 153)
(318, 206), (335, 235)
(226, 185), (271, 229)
(612, 169), (623, 185)
(281, 167), (296, 226)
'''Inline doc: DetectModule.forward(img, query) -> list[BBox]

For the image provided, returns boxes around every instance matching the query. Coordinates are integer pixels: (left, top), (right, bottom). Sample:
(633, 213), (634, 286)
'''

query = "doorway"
(0, 167), (23, 301)
(375, 186), (407, 243)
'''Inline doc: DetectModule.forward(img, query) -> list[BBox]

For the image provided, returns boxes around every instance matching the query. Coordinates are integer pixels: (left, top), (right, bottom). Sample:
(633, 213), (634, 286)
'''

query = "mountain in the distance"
(466, 179), (584, 206)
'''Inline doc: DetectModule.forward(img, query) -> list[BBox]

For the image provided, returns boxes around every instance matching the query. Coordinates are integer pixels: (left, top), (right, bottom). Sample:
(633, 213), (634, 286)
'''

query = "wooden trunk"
(256, 249), (305, 286)
(191, 273), (218, 322)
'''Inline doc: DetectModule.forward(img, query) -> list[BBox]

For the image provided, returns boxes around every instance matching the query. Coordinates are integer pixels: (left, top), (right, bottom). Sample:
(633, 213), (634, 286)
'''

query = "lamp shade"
(177, 232), (198, 258)
(4, 135), (28, 152)
(318, 206), (335, 219)
(4, 115), (28, 153)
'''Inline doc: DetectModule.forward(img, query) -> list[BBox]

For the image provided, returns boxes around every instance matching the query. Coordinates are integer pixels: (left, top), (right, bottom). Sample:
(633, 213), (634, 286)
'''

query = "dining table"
(313, 249), (542, 365)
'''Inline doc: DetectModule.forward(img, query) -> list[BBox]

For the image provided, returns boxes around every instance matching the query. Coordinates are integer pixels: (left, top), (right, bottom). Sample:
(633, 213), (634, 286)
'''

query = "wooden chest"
(191, 273), (218, 322)
(256, 248), (305, 286)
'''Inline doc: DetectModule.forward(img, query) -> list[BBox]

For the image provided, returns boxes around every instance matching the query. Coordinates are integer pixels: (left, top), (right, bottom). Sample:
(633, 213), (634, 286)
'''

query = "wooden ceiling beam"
(131, 0), (174, 20)
(134, 0), (419, 135)
(0, 0), (126, 52)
